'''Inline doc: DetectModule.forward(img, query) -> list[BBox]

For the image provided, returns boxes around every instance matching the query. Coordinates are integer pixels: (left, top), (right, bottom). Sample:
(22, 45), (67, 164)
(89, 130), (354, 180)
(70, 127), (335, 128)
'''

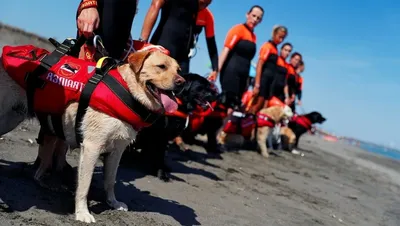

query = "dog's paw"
(107, 200), (128, 211)
(260, 150), (269, 158)
(75, 211), (96, 223)
(157, 169), (170, 182)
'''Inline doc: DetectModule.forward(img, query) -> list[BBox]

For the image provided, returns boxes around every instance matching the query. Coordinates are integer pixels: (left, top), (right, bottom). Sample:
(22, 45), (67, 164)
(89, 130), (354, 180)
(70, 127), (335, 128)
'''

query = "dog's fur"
(285, 111), (326, 149)
(0, 50), (183, 223)
(121, 73), (218, 181)
(217, 105), (293, 158)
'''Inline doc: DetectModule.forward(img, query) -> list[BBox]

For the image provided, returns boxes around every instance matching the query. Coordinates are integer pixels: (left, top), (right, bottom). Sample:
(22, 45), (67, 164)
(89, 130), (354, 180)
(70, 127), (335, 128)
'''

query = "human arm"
(209, 25), (241, 82)
(252, 43), (270, 96)
(140, 0), (165, 41)
(204, 10), (218, 74)
(77, 0), (100, 37)
(296, 76), (303, 105)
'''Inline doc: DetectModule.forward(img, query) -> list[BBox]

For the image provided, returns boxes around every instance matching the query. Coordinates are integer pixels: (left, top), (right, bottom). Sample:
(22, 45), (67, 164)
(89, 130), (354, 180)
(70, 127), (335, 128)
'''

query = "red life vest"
(256, 113), (275, 128)
(1, 45), (156, 131)
(291, 115), (312, 130)
(222, 112), (275, 138)
(267, 96), (285, 108)
(189, 101), (227, 132)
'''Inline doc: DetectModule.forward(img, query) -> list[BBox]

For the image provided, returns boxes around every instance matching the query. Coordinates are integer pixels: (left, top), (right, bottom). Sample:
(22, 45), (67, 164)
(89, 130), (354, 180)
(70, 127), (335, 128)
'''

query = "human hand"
(252, 87), (260, 97)
(77, 8), (100, 38)
(207, 71), (217, 82)
(285, 97), (291, 105)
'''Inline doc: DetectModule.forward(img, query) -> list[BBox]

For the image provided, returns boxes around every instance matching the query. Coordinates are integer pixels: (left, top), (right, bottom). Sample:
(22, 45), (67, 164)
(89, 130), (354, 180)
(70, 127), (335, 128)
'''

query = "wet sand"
(1, 120), (399, 226)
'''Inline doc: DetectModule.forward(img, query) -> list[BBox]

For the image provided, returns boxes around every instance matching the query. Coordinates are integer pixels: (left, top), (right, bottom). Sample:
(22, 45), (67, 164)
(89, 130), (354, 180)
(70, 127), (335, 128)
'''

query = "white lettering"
(45, 72), (85, 91)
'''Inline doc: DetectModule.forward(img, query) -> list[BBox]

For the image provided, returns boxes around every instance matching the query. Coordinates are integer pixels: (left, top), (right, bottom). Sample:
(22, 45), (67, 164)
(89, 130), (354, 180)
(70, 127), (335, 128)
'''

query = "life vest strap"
(25, 37), (86, 116)
(75, 56), (162, 145)
(75, 57), (119, 144)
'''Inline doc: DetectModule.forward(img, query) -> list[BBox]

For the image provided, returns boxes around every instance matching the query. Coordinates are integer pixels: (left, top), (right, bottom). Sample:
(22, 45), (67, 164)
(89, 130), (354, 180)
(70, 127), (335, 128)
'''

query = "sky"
(0, 0), (399, 148)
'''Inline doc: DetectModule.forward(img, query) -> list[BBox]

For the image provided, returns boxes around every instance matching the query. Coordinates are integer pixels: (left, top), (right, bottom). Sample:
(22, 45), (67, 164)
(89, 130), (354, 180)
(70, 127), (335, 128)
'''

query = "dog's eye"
(157, 64), (166, 69)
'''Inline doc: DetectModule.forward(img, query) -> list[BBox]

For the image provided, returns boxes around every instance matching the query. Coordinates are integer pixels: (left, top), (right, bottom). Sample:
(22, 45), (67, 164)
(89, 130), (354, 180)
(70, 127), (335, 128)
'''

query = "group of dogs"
(0, 37), (326, 223)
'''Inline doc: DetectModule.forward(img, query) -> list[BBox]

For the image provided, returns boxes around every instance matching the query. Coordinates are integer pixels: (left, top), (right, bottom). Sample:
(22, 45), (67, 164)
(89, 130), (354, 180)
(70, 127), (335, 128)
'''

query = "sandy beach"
(1, 120), (399, 226)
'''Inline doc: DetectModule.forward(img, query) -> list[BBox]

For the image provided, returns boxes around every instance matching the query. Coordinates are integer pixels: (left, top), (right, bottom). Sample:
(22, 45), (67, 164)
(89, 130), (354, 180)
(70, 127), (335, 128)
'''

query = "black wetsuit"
(286, 64), (298, 112)
(76, 0), (138, 59)
(184, 8), (218, 73)
(220, 24), (257, 99)
(269, 56), (288, 101)
(258, 40), (278, 99)
(150, 0), (199, 74)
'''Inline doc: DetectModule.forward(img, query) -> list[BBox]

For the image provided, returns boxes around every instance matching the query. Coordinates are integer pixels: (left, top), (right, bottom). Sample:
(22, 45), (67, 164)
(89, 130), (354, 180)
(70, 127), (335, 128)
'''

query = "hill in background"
(0, 22), (55, 54)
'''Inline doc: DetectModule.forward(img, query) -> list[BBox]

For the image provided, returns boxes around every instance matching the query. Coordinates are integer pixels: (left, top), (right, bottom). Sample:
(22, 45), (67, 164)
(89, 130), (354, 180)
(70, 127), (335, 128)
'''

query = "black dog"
(120, 73), (218, 181)
(180, 91), (241, 153)
(284, 111), (326, 149)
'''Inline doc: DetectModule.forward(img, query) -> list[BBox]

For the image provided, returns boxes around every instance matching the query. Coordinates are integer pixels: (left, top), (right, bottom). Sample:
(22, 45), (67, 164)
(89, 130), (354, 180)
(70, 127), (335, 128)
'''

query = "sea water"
(359, 143), (400, 161)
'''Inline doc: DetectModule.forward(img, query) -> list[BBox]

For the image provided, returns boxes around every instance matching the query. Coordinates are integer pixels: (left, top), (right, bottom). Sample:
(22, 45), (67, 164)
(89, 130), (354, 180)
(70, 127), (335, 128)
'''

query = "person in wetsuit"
(285, 52), (302, 112)
(76, 0), (139, 60)
(292, 60), (304, 112)
(269, 42), (293, 104)
(186, 7), (218, 78)
(139, 0), (212, 74)
(249, 25), (288, 114)
(210, 5), (264, 102)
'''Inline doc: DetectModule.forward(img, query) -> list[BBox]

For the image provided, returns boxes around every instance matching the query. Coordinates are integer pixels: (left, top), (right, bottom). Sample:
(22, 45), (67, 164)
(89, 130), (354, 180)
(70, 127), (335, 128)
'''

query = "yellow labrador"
(0, 50), (183, 223)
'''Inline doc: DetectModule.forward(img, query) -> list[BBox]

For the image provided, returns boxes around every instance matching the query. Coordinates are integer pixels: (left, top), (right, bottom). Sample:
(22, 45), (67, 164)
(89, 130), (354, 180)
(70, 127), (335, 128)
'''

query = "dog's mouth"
(146, 83), (178, 113)
(194, 96), (214, 110)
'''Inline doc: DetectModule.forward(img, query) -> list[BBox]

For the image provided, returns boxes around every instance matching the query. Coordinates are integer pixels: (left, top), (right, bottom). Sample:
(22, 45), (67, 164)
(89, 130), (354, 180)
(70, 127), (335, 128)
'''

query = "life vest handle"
(96, 56), (119, 74)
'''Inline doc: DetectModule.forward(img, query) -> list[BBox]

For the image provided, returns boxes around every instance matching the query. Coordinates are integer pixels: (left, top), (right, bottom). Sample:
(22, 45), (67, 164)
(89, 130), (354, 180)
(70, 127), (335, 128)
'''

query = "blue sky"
(0, 0), (399, 148)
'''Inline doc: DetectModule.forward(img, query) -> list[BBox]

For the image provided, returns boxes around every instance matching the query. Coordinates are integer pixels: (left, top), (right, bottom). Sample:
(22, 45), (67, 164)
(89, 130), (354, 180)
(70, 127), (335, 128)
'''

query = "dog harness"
(189, 101), (226, 132)
(256, 113), (275, 128)
(1, 38), (161, 144)
(291, 115), (312, 130)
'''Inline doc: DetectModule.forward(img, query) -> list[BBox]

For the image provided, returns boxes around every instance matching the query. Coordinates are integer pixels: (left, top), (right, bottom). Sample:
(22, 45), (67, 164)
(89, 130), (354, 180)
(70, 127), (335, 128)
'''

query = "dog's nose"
(175, 75), (185, 86)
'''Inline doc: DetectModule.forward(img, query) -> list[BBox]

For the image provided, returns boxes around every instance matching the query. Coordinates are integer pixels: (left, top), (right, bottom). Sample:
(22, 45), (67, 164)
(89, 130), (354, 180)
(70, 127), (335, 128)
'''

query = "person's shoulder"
(260, 41), (274, 49)
(230, 24), (245, 31)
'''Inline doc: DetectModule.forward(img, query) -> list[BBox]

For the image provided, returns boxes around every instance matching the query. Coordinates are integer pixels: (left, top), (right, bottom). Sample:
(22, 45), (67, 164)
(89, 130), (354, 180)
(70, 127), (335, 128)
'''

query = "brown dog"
(0, 50), (183, 223)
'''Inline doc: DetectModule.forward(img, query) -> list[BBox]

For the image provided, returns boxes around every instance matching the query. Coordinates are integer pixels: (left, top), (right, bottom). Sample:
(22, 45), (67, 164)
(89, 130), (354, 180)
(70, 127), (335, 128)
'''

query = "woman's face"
(290, 55), (302, 68)
(280, 45), (292, 59)
(273, 30), (287, 45)
(246, 8), (263, 29)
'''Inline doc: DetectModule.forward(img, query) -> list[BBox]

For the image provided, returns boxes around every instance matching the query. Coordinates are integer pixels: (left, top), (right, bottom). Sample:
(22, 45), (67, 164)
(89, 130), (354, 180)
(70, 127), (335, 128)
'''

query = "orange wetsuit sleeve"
(224, 25), (242, 49)
(204, 8), (215, 38)
(259, 43), (271, 61)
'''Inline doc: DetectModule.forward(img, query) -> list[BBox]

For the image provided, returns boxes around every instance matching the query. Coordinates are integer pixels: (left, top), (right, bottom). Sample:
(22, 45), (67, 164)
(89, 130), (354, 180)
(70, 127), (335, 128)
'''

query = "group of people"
(76, 0), (305, 116)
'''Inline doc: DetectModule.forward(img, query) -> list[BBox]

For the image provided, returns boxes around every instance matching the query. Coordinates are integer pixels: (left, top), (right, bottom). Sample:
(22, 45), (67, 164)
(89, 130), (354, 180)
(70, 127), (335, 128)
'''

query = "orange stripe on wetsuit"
(224, 24), (256, 50)
(220, 24), (257, 97)
(196, 8), (214, 38)
(194, 8), (218, 71)
(258, 40), (278, 99)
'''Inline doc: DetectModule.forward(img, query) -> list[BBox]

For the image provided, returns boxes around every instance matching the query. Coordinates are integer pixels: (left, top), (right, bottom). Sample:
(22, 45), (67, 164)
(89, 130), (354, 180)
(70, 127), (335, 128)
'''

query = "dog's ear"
(127, 51), (152, 74)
